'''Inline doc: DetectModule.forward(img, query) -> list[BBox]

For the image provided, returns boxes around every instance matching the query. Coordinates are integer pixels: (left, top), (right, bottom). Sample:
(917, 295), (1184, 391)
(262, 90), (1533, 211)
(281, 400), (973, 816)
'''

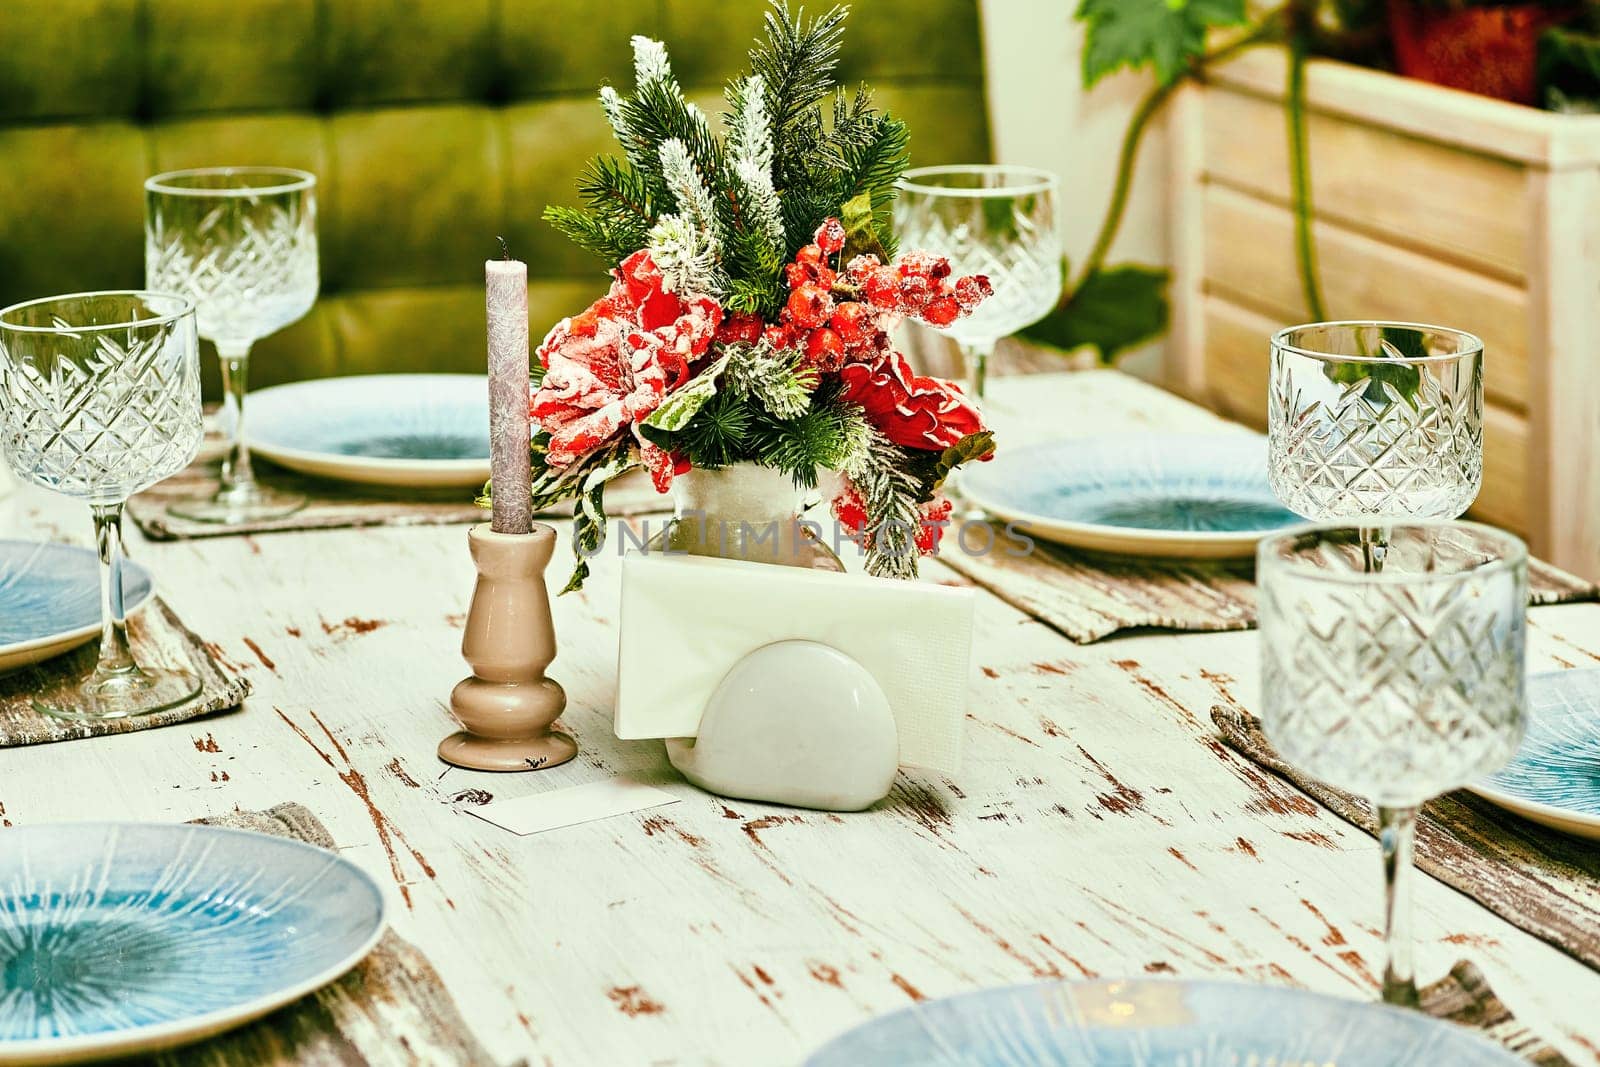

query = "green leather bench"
(0, 0), (990, 395)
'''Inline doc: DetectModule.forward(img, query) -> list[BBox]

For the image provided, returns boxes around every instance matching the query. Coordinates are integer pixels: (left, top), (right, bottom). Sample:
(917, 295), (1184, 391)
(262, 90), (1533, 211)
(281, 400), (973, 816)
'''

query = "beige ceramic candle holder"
(439, 522), (577, 772)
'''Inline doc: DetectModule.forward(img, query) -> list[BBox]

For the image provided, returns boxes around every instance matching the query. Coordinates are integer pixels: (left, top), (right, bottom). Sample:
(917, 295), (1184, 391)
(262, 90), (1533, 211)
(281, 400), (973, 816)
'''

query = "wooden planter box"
(1166, 46), (1600, 578)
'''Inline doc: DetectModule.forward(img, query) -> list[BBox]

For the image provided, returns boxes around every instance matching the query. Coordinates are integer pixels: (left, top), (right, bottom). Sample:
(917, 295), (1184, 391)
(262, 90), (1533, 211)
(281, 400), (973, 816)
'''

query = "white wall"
(978, 0), (1170, 377)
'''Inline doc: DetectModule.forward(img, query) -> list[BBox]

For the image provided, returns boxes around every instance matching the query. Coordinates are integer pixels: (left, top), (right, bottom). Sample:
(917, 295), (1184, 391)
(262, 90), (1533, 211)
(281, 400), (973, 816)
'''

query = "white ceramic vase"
(649, 462), (844, 571)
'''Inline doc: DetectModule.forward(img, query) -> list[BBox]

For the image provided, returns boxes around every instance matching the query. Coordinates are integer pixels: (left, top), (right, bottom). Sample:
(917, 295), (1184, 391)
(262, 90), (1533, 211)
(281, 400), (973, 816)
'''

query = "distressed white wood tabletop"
(2, 370), (1598, 1066)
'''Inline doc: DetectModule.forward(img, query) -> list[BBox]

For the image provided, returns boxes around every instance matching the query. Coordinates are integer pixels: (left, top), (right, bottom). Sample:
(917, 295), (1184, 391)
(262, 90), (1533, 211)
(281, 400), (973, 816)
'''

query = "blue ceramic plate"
(1471, 668), (1600, 840)
(806, 978), (1521, 1066)
(957, 434), (1301, 559)
(0, 541), (154, 674)
(0, 823), (387, 1065)
(247, 374), (490, 488)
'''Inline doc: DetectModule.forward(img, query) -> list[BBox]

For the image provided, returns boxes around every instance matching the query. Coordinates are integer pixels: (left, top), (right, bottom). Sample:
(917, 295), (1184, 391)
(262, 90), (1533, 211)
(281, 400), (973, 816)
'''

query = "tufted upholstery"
(0, 0), (991, 395)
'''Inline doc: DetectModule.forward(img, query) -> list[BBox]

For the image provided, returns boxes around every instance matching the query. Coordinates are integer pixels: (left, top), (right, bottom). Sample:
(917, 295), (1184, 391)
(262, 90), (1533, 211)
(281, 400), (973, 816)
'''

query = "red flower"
(531, 251), (721, 490)
(837, 351), (984, 451)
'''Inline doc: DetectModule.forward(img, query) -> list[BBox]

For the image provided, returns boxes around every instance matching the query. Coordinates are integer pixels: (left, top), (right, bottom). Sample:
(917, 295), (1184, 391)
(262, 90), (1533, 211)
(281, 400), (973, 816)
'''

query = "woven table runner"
(146, 803), (498, 1066)
(939, 533), (1598, 643)
(1213, 706), (1600, 979)
(128, 460), (668, 541)
(0, 598), (249, 748)
(1422, 962), (1570, 1065)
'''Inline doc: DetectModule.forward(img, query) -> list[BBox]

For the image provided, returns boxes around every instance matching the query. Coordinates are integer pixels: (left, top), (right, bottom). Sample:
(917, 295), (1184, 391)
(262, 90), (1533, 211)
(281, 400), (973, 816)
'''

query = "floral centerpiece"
(525, 3), (995, 590)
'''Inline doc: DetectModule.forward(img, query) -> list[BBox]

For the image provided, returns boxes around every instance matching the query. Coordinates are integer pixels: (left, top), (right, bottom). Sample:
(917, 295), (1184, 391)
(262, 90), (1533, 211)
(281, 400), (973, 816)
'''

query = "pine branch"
(577, 157), (656, 226)
(598, 85), (652, 176)
(722, 339), (814, 420)
(672, 390), (754, 469)
(843, 427), (925, 580)
(834, 114), (909, 257)
(748, 395), (869, 489)
(722, 74), (787, 296)
(647, 213), (725, 296)
(723, 277), (781, 316)
(542, 205), (640, 267)
(621, 77), (723, 205)
(658, 139), (722, 241)
(649, 139), (729, 295)
(752, 2), (850, 188)
(779, 185), (844, 256)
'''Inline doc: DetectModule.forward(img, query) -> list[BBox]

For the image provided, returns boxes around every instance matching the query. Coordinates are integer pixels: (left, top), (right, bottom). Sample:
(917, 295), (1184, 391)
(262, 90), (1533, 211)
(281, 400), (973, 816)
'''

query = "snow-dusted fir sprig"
(631, 35), (673, 88)
(722, 338), (814, 420)
(631, 36), (717, 156)
(649, 140), (728, 295)
(647, 214), (724, 296)
(724, 75), (786, 264)
(598, 86), (629, 142)
(659, 140), (718, 233)
(842, 429), (924, 580)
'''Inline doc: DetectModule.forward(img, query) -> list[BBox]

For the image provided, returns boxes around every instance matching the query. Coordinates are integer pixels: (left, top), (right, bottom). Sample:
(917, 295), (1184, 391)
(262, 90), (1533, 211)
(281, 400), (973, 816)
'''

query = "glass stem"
(1377, 803), (1421, 1007)
(218, 343), (256, 495)
(91, 502), (137, 678)
(1360, 525), (1390, 575)
(959, 339), (996, 402)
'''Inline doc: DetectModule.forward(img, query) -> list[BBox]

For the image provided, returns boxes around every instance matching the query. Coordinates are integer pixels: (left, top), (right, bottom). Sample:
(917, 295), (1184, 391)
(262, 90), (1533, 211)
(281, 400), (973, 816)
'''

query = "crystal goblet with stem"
(1258, 522), (1526, 1006)
(1268, 321), (1484, 570)
(894, 165), (1062, 401)
(0, 291), (204, 718)
(145, 167), (318, 523)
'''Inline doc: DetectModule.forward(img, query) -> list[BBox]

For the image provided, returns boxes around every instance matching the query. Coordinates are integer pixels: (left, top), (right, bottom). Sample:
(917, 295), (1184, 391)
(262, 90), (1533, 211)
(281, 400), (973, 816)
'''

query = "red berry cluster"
(851, 249), (992, 329)
(713, 218), (993, 373)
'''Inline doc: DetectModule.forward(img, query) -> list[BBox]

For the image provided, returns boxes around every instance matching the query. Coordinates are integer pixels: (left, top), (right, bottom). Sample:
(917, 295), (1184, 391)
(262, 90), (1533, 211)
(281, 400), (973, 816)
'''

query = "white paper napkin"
(615, 554), (975, 772)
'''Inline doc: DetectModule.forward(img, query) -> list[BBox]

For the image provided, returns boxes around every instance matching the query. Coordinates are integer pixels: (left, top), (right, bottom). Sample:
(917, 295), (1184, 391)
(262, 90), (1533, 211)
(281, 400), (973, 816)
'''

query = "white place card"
(468, 777), (679, 836)
(615, 553), (976, 772)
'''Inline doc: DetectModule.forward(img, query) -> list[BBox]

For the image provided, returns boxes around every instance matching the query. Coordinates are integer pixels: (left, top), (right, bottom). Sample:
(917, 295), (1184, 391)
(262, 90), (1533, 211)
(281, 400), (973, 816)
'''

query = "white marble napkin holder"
(615, 554), (977, 811)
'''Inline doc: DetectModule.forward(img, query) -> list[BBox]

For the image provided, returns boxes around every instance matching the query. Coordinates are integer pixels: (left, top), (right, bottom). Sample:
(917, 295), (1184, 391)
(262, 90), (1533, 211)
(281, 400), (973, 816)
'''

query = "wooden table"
(3, 370), (1597, 1066)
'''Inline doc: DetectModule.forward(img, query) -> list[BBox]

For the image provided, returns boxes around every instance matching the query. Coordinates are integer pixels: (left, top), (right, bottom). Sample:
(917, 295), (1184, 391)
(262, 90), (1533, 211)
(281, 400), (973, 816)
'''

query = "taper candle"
(486, 252), (532, 535)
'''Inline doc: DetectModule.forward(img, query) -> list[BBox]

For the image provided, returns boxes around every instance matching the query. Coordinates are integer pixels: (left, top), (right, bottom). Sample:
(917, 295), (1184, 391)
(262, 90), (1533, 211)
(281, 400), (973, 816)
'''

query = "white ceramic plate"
(0, 823), (388, 1065)
(806, 976), (1521, 1065)
(0, 541), (155, 673)
(957, 434), (1302, 559)
(1469, 668), (1600, 840)
(247, 374), (490, 488)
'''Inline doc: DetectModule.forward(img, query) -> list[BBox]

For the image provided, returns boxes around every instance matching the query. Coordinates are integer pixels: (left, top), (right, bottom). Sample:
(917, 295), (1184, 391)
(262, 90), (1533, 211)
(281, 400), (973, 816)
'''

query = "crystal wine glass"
(1268, 321), (1483, 567)
(0, 291), (204, 718)
(1258, 521), (1526, 1006)
(145, 167), (318, 523)
(894, 165), (1062, 400)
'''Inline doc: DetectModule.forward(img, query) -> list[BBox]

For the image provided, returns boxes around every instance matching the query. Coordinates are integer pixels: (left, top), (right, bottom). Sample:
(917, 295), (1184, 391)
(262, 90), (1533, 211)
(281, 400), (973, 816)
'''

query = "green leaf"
(1539, 27), (1600, 112)
(559, 442), (638, 595)
(1377, 326), (1428, 361)
(1022, 264), (1169, 364)
(1079, 0), (1247, 88)
(1321, 326), (1423, 408)
(930, 431), (996, 495)
(839, 191), (887, 261)
(641, 354), (729, 433)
